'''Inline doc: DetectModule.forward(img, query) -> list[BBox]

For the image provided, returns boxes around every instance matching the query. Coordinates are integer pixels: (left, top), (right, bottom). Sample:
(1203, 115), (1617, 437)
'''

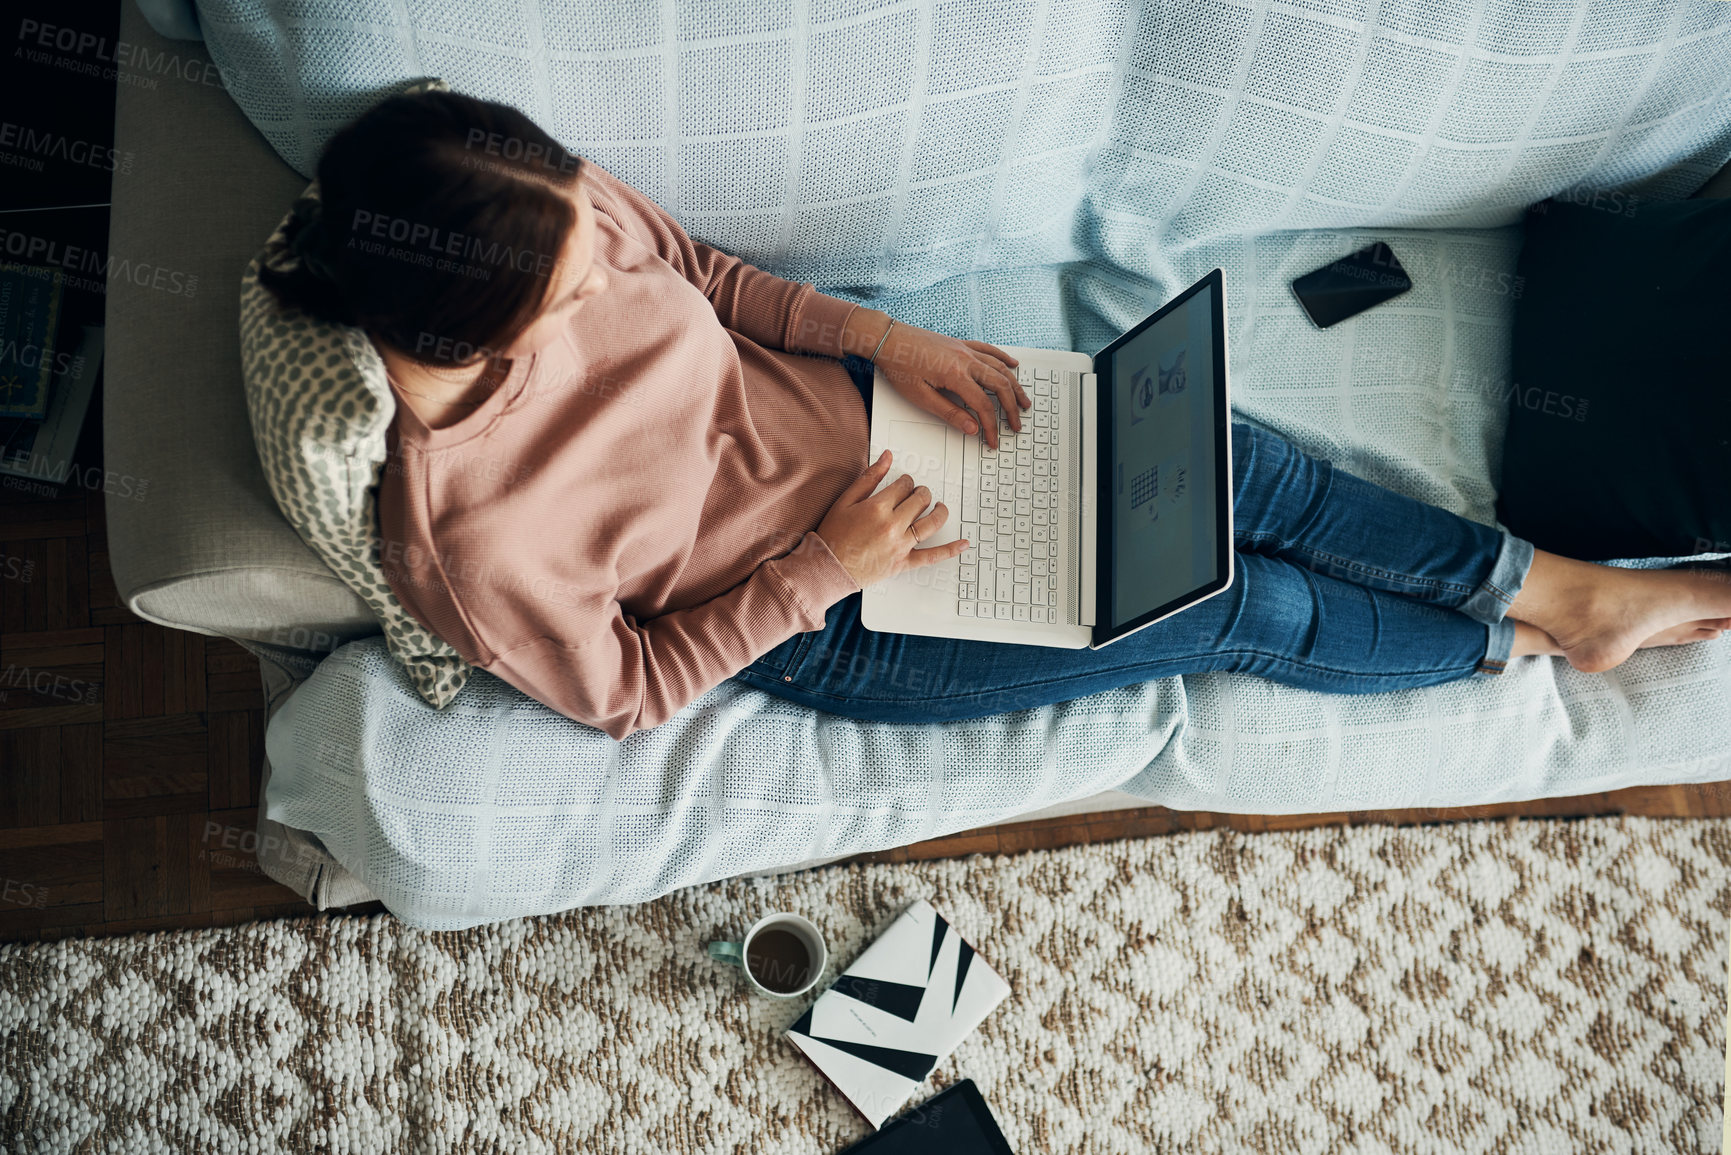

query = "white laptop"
(861, 268), (1235, 650)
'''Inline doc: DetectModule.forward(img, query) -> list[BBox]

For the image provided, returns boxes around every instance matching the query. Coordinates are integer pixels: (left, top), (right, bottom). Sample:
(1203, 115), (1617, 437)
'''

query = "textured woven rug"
(3, 815), (1727, 1153)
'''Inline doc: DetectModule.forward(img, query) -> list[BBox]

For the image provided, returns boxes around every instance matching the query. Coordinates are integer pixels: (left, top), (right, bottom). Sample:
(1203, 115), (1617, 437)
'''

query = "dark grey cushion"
(1495, 194), (1731, 559)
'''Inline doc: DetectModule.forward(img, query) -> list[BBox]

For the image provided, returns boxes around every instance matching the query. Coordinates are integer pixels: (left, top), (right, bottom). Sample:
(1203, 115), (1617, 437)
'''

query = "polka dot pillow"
(239, 77), (473, 709)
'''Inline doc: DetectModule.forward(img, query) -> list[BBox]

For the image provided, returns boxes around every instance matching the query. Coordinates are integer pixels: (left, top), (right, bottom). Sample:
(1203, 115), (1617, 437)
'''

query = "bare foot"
(1507, 555), (1731, 674)
(1508, 617), (1728, 665)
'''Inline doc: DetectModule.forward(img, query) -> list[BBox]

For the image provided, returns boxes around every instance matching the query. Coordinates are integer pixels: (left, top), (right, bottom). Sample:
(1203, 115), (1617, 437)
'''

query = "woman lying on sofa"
(259, 89), (1731, 742)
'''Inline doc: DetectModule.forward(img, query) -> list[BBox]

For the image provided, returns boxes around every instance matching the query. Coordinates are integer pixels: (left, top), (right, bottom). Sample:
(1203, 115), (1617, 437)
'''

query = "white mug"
(706, 912), (828, 999)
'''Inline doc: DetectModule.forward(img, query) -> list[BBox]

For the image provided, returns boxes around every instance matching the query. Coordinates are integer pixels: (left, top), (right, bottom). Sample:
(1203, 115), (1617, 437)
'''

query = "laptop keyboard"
(957, 365), (1074, 624)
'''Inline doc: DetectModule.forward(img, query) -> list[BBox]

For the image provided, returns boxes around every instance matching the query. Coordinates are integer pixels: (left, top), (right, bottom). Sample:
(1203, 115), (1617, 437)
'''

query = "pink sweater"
(376, 161), (870, 740)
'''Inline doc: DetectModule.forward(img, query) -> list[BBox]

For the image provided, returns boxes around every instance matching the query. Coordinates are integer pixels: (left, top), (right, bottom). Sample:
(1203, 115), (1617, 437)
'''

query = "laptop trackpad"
(883, 420), (959, 546)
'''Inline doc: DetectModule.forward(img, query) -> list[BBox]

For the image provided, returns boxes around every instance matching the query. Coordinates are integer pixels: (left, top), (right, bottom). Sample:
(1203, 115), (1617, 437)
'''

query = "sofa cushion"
(239, 78), (474, 708)
(1494, 196), (1731, 560)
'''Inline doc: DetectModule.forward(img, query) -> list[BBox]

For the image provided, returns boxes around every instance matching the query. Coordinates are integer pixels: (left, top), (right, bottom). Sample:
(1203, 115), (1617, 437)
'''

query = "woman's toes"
(1637, 620), (1728, 649)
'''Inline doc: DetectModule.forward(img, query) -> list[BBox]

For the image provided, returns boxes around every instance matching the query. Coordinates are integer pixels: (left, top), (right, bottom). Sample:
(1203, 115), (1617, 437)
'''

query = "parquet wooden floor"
(0, 480), (358, 941)
(2, 478), (1728, 943)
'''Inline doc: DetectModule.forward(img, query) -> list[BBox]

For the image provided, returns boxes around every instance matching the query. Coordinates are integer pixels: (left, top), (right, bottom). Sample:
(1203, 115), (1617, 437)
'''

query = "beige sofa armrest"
(105, 0), (379, 646)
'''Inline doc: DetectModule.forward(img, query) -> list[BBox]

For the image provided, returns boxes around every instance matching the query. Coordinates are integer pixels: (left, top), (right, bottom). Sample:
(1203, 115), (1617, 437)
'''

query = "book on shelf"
(0, 324), (104, 486)
(0, 263), (66, 421)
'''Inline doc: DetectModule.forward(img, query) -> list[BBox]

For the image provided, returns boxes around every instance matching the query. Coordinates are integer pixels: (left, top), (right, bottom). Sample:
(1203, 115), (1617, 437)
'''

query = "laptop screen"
(1095, 271), (1231, 643)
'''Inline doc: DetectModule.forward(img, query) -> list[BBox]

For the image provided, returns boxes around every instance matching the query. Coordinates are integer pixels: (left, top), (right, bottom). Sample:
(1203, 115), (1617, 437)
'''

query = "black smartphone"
(1291, 241), (1412, 328)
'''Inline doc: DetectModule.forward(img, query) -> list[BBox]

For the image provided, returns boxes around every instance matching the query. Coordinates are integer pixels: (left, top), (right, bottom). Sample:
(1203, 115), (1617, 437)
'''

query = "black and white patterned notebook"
(786, 899), (1011, 1130)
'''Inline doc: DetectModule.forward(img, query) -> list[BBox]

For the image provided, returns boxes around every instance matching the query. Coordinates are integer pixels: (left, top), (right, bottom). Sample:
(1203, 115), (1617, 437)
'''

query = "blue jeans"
(729, 357), (1536, 722)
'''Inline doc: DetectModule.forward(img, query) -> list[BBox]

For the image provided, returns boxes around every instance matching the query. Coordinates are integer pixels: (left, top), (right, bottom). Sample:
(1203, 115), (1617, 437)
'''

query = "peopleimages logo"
(0, 121), (133, 173)
(0, 551), (32, 583)
(1533, 183), (1641, 219)
(347, 210), (557, 277)
(0, 340), (85, 379)
(15, 18), (239, 90)
(1381, 248), (1525, 299)
(0, 449), (151, 500)
(0, 877), (48, 909)
(0, 663), (99, 705)
(463, 129), (581, 175)
(0, 230), (198, 298)
(1454, 368), (1590, 423)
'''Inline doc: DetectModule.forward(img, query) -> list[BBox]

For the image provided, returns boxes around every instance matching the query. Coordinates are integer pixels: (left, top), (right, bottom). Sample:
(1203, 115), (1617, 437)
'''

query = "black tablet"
(837, 1080), (1015, 1154)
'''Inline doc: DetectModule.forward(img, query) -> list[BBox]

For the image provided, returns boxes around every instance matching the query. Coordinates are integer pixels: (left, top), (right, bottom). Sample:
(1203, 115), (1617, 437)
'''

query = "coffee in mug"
(745, 927), (814, 993)
(706, 912), (828, 999)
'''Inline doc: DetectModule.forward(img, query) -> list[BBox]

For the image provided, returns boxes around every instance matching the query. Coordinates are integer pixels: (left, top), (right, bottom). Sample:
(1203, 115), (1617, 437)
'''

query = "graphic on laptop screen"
(1109, 285), (1219, 626)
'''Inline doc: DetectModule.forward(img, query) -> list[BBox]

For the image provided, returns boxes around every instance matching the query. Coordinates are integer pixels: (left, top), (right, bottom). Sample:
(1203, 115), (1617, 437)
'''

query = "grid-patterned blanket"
(206, 0), (1731, 927)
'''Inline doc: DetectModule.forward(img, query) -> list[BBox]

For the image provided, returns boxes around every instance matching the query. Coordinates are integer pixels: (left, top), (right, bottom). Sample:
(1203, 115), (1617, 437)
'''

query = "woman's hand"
(814, 449), (967, 590)
(843, 309), (1028, 450)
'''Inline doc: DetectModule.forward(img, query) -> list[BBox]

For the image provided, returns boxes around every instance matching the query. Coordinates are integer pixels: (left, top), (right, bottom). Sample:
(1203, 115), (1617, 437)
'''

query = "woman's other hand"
(843, 310), (1027, 450)
(814, 450), (968, 590)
